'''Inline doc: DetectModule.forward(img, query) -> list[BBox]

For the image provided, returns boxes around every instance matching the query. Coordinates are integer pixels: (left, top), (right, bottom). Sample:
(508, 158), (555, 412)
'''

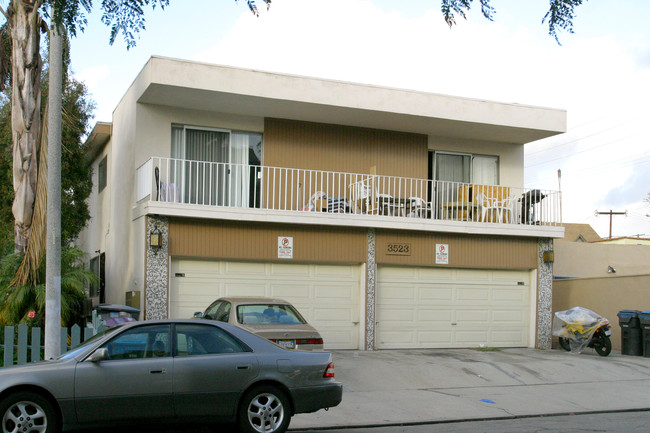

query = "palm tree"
(0, 246), (95, 326)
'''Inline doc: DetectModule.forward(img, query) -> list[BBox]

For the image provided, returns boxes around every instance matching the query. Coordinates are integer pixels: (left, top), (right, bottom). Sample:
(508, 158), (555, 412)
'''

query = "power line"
(524, 132), (640, 169)
(525, 151), (650, 185)
(526, 120), (636, 157)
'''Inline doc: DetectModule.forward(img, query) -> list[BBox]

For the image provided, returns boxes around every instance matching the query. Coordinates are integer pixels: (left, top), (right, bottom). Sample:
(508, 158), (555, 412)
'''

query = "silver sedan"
(0, 319), (342, 433)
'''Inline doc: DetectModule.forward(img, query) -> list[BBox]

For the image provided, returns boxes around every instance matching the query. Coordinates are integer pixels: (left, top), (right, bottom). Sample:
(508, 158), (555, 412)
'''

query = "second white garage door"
(169, 260), (362, 349)
(376, 266), (532, 349)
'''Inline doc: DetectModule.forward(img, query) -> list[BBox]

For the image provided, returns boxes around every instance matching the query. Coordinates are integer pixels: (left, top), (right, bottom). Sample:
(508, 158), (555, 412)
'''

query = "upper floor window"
(89, 256), (99, 298)
(98, 156), (107, 193)
(430, 151), (498, 185)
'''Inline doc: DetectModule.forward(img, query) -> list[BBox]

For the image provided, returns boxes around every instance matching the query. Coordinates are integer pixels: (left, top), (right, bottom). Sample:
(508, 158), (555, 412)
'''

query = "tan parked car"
(195, 297), (324, 350)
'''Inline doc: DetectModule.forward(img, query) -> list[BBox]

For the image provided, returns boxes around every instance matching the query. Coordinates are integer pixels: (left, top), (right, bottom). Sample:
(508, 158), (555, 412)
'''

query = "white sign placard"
(278, 236), (294, 259)
(435, 244), (449, 264)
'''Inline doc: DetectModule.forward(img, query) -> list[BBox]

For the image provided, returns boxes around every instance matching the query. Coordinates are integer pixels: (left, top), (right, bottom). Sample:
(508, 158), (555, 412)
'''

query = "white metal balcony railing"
(136, 157), (561, 226)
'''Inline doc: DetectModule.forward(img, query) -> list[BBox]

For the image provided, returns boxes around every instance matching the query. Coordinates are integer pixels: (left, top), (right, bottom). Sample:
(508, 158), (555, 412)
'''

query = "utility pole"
(595, 209), (627, 239)
(45, 15), (63, 360)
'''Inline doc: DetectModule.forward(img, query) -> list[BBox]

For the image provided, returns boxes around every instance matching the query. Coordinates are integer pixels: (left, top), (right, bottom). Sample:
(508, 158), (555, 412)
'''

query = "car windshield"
(236, 304), (307, 325)
(57, 326), (121, 360)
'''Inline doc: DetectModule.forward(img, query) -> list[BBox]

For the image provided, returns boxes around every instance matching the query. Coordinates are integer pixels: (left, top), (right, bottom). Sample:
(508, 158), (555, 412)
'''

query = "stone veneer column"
(537, 238), (554, 349)
(365, 228), (376, 350)
(145, 215), (169, 320)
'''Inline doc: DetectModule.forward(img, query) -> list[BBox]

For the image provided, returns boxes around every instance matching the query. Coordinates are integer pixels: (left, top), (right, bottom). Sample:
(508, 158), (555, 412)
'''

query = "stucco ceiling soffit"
(136, 83), (563, 144)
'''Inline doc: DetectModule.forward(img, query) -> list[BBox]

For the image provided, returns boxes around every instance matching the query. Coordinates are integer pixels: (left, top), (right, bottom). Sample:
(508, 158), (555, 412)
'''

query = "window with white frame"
(429, 151), (499, 210)
(431, 151), (499, 185)
(98, 156), (107, 193)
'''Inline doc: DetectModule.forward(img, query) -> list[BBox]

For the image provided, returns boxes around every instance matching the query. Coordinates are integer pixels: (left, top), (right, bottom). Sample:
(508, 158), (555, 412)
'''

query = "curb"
(289, 407), (650, 431)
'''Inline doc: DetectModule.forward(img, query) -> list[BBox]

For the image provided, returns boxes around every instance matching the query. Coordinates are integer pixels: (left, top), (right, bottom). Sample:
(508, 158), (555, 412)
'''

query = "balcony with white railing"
(135, 157), (563, 237)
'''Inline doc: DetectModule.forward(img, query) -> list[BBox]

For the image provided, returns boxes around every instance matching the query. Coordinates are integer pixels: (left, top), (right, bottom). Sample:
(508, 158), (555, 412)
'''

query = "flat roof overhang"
(131, 56), (567, 144)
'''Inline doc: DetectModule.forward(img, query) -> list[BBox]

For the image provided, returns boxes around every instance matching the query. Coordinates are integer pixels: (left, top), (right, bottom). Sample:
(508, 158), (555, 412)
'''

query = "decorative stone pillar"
(537, 238), (554, 349)
(365, 228), (376, 350)
(145, 215), (169, 320)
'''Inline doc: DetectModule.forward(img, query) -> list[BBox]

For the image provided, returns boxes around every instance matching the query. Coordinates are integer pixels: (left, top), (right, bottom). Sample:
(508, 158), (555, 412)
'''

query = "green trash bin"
(639, 311), (650, 358)
(617, 310), (643, 356)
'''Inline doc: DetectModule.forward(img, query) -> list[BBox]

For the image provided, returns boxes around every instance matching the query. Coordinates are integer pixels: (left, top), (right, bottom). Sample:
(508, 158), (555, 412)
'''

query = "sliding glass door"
(429, 151), (499, 217)
(171, 126), (262, 207)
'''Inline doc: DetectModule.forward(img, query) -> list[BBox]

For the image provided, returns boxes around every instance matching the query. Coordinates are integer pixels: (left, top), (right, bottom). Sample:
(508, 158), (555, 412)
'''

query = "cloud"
(74, 65), (110, 90)
(189, 0), (650, 235)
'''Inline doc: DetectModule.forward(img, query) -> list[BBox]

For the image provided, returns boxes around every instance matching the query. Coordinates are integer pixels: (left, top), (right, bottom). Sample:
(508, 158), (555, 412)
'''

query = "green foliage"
(59, 77), (95, 243)
(41, 0), (271, 50)
(0, 99), (12, 256)
(543, 0), (586, 43)
(0, 247), (96, 327)
(441, 0), (585, 43)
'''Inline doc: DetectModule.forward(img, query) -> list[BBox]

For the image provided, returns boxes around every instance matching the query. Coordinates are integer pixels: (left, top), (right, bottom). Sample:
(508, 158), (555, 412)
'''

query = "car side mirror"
(88, 348), (109, 362)
(193, 312), (203, 318)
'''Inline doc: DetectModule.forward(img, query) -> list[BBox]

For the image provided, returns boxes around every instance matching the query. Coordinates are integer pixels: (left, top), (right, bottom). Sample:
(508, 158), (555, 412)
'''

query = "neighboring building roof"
(559, 223), (601, 243)
(591, 237), (650, 245)
(83, 122), (111, 163)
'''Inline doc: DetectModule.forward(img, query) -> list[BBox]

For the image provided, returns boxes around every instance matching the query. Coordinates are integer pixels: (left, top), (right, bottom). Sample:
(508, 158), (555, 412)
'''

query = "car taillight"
(323, 362), (335, 378)
(296, 338), (324, 345)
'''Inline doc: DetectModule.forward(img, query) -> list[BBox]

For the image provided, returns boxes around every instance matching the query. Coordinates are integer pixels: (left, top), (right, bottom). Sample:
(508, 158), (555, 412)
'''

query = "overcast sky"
(69, 0), (650, 239)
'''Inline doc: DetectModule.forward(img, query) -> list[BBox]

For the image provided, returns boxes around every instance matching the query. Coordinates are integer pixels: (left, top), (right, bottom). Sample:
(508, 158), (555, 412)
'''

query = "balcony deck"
(135, 158), (564, 238)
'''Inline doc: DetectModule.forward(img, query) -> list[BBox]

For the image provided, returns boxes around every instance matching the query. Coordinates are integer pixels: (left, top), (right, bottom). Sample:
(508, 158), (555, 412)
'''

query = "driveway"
(291, 348), (650, 429)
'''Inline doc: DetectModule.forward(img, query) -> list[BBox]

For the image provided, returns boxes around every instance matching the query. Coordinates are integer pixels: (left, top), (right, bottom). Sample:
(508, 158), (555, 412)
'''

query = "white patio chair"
(475, 192), (500, 222)
(407, 197), (430, 218)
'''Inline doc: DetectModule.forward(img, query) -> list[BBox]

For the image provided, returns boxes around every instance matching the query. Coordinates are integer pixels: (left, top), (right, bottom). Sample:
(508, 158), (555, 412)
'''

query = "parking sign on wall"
(278, 236), (294, 259)
(435, 244), (449, 264)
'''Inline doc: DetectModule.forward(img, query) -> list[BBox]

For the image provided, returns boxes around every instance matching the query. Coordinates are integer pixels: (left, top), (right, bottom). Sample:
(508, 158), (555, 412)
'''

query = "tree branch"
(0, 4), (9, 22)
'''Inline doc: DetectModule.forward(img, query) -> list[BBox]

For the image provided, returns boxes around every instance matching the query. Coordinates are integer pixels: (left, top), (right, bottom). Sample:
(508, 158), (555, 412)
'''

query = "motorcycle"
(553, 307), (612, 357)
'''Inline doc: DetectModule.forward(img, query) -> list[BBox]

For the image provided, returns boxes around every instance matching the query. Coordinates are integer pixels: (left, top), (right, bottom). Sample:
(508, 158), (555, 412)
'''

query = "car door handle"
(237, 365), (250, 370)
(150, 369), (167, 374)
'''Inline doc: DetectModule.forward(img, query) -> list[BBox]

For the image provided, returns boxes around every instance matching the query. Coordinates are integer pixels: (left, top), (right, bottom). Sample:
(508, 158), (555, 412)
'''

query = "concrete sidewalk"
(291, 348), (650, 430)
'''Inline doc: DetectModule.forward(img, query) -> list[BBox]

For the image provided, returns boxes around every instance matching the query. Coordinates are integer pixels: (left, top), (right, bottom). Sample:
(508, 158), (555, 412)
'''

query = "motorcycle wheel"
(558, 337), (571, 352)
(593, 334), (612, 357)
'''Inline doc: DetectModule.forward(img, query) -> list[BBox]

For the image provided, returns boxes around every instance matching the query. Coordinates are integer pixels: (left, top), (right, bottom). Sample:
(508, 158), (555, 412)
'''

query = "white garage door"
(169, 260), (362, 349)
(377, 266), (531, 349)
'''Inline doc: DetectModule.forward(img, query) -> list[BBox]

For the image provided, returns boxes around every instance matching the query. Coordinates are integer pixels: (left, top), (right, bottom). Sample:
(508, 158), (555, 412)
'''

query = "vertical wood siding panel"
(375, 230), (537, 269)
(264, 118), (428, 179)
(169, 219), (366, 264)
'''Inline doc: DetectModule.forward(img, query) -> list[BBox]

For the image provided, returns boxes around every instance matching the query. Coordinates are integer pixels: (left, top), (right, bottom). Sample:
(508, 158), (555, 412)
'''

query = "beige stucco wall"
(553, 275), (650, 352)
(133, 104), (264, 169)
(104, 79), (140, 305)
(77, 140), (111, 257)
(554, 241), (650, 278)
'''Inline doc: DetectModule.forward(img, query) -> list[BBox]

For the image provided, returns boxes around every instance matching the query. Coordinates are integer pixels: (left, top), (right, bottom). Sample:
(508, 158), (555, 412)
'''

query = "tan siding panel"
(264, 118), (428, 179)
(376, 230), (537, 269)
(169, 219), (367, 264)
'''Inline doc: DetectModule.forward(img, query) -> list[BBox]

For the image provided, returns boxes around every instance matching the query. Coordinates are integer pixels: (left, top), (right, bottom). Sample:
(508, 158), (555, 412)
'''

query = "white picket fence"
(1, 324), (98, 367)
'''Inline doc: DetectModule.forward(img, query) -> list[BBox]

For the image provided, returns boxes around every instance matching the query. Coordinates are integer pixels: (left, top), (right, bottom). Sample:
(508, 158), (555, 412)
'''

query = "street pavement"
(294, 411), (650, 433)
(290, 347), (650, 430)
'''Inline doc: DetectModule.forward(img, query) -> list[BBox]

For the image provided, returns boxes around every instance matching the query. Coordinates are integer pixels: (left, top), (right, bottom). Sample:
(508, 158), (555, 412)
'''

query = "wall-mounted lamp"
(149, 225), (163, 253)
(607, 265), (616, 274)
(543, 250), (554, 263)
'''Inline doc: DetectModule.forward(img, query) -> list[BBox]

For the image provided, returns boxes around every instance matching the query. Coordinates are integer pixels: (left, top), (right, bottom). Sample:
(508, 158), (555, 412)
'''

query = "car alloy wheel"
(1, 392), (56, 433)
(239, 386), (290, 433)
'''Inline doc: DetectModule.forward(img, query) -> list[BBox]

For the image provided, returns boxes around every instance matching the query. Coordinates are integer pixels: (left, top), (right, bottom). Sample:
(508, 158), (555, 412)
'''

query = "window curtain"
(472, 155), (498, 186)
(171, 127), (229, 205)
(230, 133), (250, 207)
(435, 153), (471, 183)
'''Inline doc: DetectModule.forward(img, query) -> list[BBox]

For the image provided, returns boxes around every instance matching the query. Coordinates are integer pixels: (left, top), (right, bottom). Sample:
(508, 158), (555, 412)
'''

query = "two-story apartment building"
(79, 56), (566, 351)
